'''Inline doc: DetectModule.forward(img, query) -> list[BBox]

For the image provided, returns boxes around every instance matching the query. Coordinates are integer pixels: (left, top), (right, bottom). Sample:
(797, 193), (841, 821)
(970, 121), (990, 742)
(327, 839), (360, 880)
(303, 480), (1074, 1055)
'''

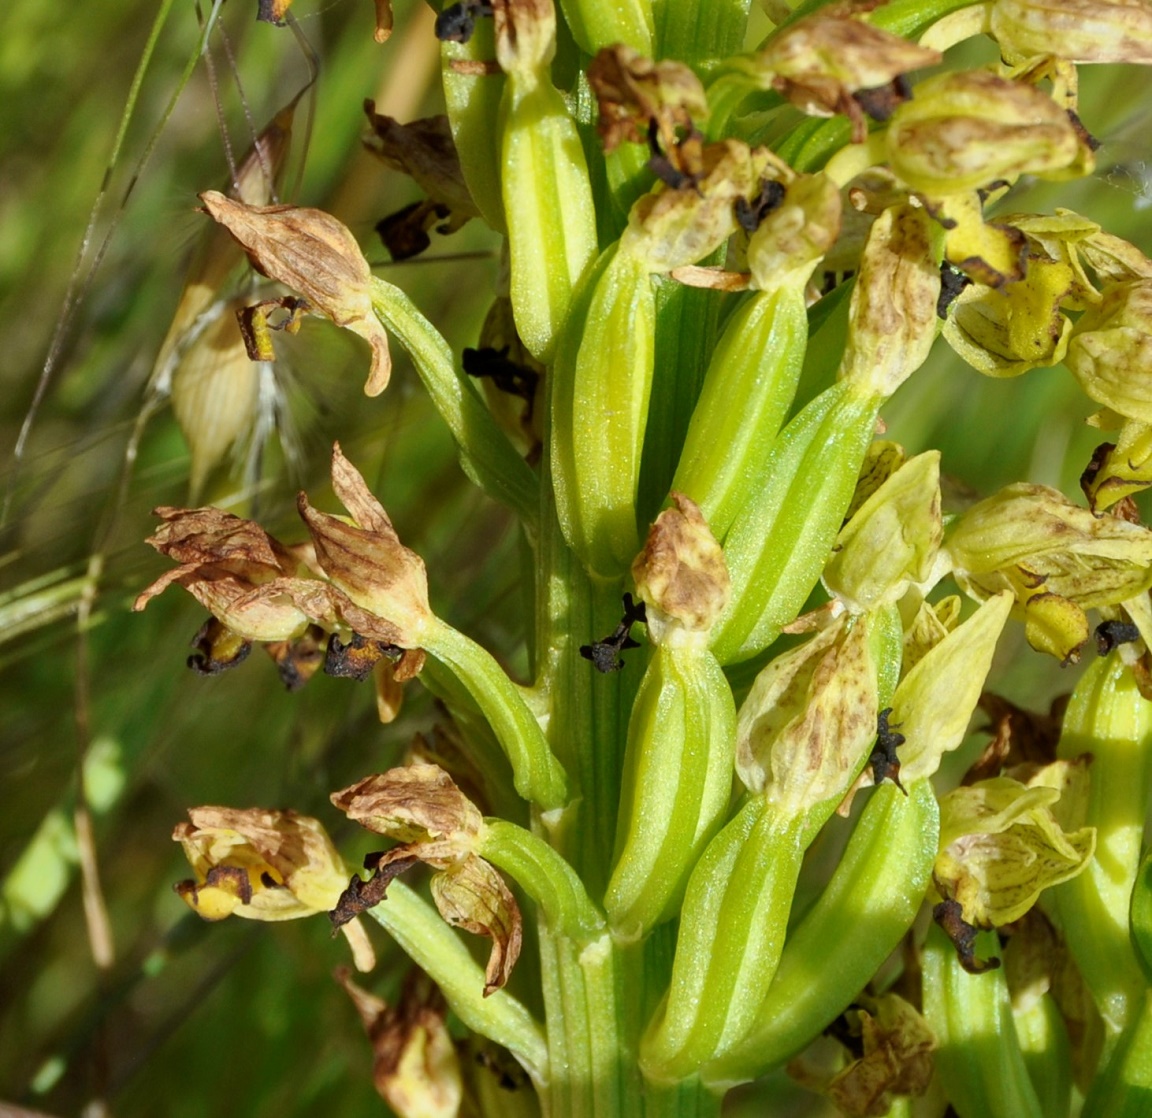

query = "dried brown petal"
(331, 763), (484, 845)
(199, 192), (393, 395)
(337, 969), (462, 1118)
(587, 45), (707, 154)
(297, 444), (434, 646)
(363, 105), (477, 217)
(430, 855), (522, 995)
(755, 4), (940, 143)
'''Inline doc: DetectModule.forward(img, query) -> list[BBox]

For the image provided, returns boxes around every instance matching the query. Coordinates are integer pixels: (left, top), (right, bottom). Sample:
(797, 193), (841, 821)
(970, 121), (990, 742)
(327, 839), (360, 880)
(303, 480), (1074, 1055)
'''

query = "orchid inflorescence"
(137, 0), (1152, 1113)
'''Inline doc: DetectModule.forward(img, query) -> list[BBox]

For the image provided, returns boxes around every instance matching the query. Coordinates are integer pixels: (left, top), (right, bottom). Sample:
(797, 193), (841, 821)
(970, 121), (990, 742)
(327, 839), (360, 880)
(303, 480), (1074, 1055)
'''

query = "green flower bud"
(550, 245), (656, 577)
(1066, 281), (1152, 421)
(735, 612), (878, 815)
(946, 482), (1152, 661)
(991, 0), (1152, 65)
(824, 451), (944, 612)
(605, 642), (736, 940)
(494, 0), (597, 362)
(673, 174), (839, 541)
(886, 70), (1082, 196)
(711, 381), (882, 665)
(1050, 655), (1152, 1035)
(838, 203), (941, 398)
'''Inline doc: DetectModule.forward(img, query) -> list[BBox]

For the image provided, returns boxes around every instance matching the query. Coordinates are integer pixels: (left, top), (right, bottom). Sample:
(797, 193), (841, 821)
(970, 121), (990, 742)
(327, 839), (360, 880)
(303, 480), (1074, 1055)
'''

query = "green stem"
(480, 819), (605, 940)
(1081, 988), (1152, 1118)
(922, 924), (1045, 1118)
(370, 277), (539, 528)
(422, 617), (570, 811)
(1052, 656), (1152, 1037)
(366, 881), (549, 1087)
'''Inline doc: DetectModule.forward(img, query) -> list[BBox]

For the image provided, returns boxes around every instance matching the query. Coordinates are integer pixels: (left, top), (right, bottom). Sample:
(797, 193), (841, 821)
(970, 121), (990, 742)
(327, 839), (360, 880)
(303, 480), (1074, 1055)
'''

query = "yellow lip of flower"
(173, 807), (349, 921)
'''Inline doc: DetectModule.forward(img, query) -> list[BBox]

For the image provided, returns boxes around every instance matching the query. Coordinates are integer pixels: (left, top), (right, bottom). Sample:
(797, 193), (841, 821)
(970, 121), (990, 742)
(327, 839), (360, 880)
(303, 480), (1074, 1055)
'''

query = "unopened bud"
(736, 613), (878, 813)
(838, 203), (940, 396)
(886, 70), (1081, 196)
(632, 493), (730, 646)
(991, 0), (1152, 64)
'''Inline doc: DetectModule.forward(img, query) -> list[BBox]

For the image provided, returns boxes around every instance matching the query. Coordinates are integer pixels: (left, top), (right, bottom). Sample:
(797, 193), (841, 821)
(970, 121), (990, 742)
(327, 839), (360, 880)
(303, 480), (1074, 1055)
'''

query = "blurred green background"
(1, 0), (1150, 1114)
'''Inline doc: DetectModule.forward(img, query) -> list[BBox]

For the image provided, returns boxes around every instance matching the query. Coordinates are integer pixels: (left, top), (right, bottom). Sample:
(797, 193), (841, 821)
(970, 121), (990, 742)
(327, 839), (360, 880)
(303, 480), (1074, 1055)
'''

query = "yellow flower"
(173, 807), (349, 921)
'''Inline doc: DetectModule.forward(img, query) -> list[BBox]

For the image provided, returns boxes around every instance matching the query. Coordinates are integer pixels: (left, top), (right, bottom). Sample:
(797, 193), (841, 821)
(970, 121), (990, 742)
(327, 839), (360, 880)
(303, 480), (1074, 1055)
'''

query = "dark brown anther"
(932, 897), (1000, 974)
(329, 856), (420, 931)
(265, 625), (327, 691)
(188, 618), (253, 676)
(1067, 109), (1101, 152)
(734, 178), (786, 234)
(824, 1006), (866, 1060)
(936, 262), (972, 319)
(463, 346), (539, 400)
(852, 74), (912, 123)
(176, 863), (254, 908)
(325, 632), (400, 681)
(473, 1043), (531, 1090)
(376, 201), (453, 261)
(646, 120), (703, 192)
(1096, 619), (1142, 655)
(579, 592), (647, 673)
(434, 0), (493, 43)
(869, 707), (907, 793)
(1081, 441), (1114, 509)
